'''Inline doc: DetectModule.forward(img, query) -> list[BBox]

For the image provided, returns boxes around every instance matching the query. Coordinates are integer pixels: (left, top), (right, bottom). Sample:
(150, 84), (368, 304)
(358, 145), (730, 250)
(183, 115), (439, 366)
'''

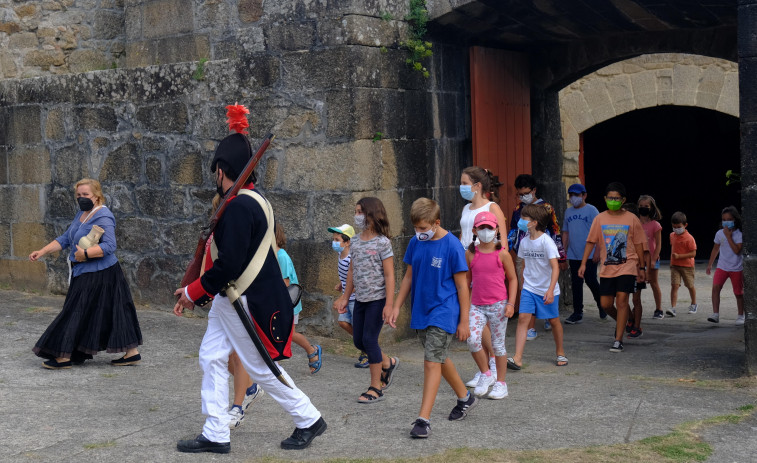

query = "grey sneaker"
(610, 340), (624, 352)
(707, 313), (719, 323)
(448, 394), (478, 421)
(666, 308), (677, 317)
(688, 304), (698, 314)
(410, 418), (430, 438)
(736, 315), (745, 325)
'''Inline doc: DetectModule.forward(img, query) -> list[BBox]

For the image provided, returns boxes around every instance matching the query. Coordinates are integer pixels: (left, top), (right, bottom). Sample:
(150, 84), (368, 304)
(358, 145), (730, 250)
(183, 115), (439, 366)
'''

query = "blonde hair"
(410, 197), (440, 226)
(74, 178), (106, 205)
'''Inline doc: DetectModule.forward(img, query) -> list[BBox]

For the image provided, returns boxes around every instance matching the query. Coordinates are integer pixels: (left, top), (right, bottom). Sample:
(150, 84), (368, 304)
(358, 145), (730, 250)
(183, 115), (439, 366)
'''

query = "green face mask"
(606, 199), (623, 211)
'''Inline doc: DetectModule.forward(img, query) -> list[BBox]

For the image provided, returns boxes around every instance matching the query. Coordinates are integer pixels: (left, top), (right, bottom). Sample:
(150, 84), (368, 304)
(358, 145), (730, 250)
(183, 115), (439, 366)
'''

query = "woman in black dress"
(29, 178), (142, 369)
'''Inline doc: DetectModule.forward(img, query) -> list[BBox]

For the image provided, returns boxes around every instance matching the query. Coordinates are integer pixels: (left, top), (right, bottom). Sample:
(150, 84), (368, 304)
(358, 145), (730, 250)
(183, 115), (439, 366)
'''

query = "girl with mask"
(458, 166), (507, 388)
(706, 206), (745, 325)
(464, 211), (518, 399)
(636, 195), (664, 322)
(30, 178), (142, 369)
(333, 197), (398, 403)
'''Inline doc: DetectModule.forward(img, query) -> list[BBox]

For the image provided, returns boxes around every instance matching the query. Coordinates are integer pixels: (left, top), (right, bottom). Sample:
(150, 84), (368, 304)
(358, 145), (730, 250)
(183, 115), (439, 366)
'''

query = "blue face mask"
(459, 185), (474, 201)
(332, 241), (344, 252)
(517, 218), (530, 232)
(722, 220), (735, 230)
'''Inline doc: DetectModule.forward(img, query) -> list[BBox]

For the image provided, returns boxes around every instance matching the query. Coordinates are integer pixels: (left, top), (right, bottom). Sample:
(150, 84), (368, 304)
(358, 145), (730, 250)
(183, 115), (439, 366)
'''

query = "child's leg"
(632, 290), (643, 328)
(488, 302), (509, 382)
(601, 295), (617, 320)
(338, 320), (353, 335)
(481, 324), (494, 364)
(648, 268), (662, 311)
(419, 361), (442, 420)
(549, 317), (566, 360)
(736, 295), (744, 316)
(711, 284), (722, 313)
(467, 304), (489, 373)
(687, 283), (697, 305)
(733, 270), (745, 316)
(291, 331), (319, 372)
(359, 299), (390, 394)
(615, 292), (630, 341)
(670, 283), (679, 308)
(229, 351), (253, 406)
(512, 313), (532, 365)
(528, 315), (536, 331)
(441, 357), (468, 398)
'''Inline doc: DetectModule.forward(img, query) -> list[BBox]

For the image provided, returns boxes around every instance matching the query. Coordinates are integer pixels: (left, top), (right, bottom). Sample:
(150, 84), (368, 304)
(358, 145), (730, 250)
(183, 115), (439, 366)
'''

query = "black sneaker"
(625, 320), (633, 333)
(653, 310), (664, 319)
(565, 313), (583, 324)
(410, 418), (430, 438)
(628, 328), (643, 338)
(610, 340), (624, 352)
(448, 394), (478, 421)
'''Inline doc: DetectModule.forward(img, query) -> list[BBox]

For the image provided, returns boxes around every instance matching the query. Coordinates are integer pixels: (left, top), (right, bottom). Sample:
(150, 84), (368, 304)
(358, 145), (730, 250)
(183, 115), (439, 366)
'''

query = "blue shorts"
(519, 288), (560, 320)
(338, 299), (355, 324)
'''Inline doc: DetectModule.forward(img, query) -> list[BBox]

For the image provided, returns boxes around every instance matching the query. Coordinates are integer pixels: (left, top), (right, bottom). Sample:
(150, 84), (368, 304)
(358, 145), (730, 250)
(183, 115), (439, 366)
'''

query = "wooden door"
(470, 46), (531, 215)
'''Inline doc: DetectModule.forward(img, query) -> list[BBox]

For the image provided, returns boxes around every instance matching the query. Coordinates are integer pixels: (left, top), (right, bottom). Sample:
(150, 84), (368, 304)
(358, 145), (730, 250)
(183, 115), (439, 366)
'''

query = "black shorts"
(634, 281), (647, 292)
(599, 275), (636, 296)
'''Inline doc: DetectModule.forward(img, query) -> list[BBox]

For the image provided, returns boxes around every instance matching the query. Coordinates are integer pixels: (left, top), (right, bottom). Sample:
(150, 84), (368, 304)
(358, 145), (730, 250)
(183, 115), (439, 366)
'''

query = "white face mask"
(354, 214), (365, 229)
(519, 193), (534, 204)
(477, 228), (496, 243)
(415, 227), (436, 242)
(673, 227), (685, 235)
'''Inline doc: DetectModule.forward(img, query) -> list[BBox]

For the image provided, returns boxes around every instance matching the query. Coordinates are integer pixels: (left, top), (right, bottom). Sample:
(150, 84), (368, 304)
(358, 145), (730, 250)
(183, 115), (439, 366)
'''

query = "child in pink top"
(465, 211), (518, 399)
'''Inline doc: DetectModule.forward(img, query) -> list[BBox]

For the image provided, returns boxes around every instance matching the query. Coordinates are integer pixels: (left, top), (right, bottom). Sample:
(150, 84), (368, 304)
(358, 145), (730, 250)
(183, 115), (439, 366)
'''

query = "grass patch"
(25, 306), (54, 313)
(83, 440), (116, 450)
(148, 405), (159, 412)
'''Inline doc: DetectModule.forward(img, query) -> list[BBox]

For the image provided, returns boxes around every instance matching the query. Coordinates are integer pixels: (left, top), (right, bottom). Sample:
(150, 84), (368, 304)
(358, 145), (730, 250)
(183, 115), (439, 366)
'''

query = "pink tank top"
(470, 247), (508, 305)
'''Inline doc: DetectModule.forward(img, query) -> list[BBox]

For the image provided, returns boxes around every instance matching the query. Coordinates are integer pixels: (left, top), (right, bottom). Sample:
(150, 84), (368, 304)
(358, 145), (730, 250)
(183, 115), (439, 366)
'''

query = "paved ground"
(1, 264), (756, 462)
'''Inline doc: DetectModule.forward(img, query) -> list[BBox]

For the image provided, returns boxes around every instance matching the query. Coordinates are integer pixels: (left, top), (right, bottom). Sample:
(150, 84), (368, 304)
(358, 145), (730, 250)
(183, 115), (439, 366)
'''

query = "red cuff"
(187, 279), (213, 304)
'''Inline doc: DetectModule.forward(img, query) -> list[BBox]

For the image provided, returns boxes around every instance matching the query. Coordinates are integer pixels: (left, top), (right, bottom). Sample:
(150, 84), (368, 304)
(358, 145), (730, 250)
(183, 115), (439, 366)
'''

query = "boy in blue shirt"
(561, 183), (605, 324)
(387, 198), (474, 439)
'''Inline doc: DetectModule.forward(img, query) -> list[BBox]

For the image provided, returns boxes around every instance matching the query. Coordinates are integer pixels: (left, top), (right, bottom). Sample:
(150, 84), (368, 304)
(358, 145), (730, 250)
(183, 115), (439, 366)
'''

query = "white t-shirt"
(714, 229), (743, 271)
(518, 233), (561, 297)
(459, 201), (493, 248)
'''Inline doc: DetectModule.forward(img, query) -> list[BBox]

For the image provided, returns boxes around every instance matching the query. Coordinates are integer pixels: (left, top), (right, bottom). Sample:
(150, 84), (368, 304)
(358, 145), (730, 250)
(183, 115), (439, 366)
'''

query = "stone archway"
(559, 53), (739, 185)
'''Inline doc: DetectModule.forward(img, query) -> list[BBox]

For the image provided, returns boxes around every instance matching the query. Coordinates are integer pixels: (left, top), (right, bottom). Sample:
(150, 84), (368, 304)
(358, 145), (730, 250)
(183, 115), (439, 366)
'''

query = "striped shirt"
(338, 254), (356, 301)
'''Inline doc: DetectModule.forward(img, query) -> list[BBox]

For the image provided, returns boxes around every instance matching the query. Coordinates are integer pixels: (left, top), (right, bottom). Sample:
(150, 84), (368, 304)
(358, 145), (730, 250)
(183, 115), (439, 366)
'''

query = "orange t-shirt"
(670, 231), (696, 267)
(586, 210), (647, 278)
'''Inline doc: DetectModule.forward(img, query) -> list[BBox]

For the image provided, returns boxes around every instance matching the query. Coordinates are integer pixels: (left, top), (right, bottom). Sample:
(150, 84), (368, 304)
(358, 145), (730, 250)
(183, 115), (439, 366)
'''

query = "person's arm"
(465, 250), (474, 288)
(723, 227), (743, 255)
(453, 271), (471, 341)
(334, 261), (353, 313)
(634, 242), (647, 282)
(706, 243), (720, 275)
(561, 230), (569, 254)
(381, 255), (395, 316)
(387, 264), (412, 328)
(578, 242), (594, 278)
(652, 228), (662, 263)
(500, 250), (517, 318)
(490, 203), (509, 251)
(676, 250), (697, 259)
(29, 239), (63, 261)
(544, 257), (559, 304)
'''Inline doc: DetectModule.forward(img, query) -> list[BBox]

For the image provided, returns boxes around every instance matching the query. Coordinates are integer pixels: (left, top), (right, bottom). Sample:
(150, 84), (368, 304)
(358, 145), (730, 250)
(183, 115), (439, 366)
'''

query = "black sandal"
(357, 386), (384, 404)
(380, 357), (399, 390)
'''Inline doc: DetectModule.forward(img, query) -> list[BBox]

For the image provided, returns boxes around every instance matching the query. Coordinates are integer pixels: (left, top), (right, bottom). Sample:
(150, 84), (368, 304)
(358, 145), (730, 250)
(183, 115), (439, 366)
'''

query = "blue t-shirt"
(277, 248), (303, 315)
(403, 232), (469, 334)
(562, 204), (599, 260)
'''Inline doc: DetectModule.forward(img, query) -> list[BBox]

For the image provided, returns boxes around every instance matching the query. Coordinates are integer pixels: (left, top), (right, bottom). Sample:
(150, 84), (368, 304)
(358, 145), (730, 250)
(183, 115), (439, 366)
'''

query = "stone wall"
(0, 0), (125, 78)
(0, 1), (473, 340)
(559, 53), (739, 186)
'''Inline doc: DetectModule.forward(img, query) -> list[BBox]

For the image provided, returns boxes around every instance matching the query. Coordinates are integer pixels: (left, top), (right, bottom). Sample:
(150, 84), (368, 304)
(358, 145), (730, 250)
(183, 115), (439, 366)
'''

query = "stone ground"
(1, 264), (756, 462)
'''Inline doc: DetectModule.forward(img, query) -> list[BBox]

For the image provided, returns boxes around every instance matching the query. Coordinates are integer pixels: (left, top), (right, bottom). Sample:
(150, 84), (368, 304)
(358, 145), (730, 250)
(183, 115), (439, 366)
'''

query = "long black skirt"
(33, 263), (143, 362)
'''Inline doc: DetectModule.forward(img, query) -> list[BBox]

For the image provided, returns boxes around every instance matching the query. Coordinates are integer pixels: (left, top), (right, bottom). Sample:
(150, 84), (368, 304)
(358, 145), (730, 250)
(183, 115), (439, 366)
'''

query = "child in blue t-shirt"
(388, 198), (474, 439)
(561, 183), (604, 324)
(275, 224), (322, 374)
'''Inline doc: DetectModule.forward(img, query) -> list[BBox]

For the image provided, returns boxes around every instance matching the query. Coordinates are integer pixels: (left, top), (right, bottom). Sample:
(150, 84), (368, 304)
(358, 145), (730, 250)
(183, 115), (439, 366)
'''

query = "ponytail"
(462, 166), (503, 204)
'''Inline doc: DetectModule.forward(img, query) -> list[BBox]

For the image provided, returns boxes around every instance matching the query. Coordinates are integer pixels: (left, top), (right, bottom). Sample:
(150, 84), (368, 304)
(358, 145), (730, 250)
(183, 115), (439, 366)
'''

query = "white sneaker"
(526, 328), (537, 341)
(707, 313), (719, 323)
(736, 315), (745, 326)
(241, 383), (264, 411)
(228, 406), (244, 429)
(473, 372), (496, 397)
(465, 371), (482, 388)
(487, 381), (509, 399)
(688, 304), (698, 314)
(488, 358), (497, 380)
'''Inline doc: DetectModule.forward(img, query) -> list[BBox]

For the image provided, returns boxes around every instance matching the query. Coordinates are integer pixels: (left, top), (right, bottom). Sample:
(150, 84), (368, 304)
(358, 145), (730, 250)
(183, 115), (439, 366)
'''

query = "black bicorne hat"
(211, 132), (252, 179)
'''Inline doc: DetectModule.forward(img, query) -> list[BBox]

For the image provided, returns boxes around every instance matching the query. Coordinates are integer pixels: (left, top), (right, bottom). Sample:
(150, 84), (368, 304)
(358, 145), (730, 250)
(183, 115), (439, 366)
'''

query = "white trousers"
(199, 295), (321, 443)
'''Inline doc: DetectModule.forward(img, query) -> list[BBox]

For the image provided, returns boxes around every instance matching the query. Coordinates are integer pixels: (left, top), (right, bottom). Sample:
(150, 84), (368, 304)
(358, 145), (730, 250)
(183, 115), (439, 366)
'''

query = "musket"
(180, 132), (293, 388)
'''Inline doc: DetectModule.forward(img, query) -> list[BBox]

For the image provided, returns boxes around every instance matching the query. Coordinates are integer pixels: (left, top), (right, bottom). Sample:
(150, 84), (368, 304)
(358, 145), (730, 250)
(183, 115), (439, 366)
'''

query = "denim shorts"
(417, 325), (454, 363)
(337, 299), (355, 324)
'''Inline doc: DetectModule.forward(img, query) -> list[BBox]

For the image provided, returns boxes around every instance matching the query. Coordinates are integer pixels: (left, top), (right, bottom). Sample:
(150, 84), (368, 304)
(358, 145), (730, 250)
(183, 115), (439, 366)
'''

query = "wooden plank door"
(470, 46), (531, 215)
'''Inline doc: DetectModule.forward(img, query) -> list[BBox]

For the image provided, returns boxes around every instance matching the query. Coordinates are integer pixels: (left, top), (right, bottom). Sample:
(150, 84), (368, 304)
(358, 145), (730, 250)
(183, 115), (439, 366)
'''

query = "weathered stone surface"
(24, 49), (66, 69)
(45, 107), (66, 140)
(101, 143), (140, 183)
(0, 147), (7, 184)
(341, 14), (399, 47)
(8, 32), (38, 49)
(5, 105), (42, 145)
(103, 183), (136, 214)
(93, 10), (123, 39)
(0, 185), (45, 222)
(168, 141), (203, 185)
(0, 259), (47, 291)
(135, 187), (186, 217)
(280, 141), (381, 192)
(718, 71), (740, 117)
(606, 74), (635, 115)
(0, 51), (18, 78)
(672, 64), (701, 105)
(238, 0), (263, 22)
(265, 21), (316, 51)
(47, 186), (77, 219)
(125, 36), (210, 67)
(143, 0), (193, 39)
(0, 224), (10, 256)
(560, 91), (594, 134)
(67, 49), (108, 73)
(52, 144), (90, 186)
(265, 191), (311, 241)
(11, 223), (53, 257)
(116, 216), (159, 252)
(8, 145), (51, 184)
(74, 106), (118, 131)
(145, 156), (163, 184)
(136, 102), (188, 133)
(629, 70), (658, 109)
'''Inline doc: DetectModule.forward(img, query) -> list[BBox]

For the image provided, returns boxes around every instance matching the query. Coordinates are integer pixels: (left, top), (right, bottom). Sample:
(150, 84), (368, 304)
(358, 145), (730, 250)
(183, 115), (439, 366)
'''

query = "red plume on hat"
(225, 103), (250, 135)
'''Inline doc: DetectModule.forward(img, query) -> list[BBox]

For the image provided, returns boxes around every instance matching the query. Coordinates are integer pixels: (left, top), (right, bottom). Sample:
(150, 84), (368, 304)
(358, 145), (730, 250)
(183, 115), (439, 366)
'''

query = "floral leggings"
(467, 299), (508, 356)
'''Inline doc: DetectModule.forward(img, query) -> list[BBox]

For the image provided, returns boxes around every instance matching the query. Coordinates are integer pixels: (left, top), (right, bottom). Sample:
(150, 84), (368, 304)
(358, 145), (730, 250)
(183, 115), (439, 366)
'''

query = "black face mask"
(215, 172), (225, 197)
(77, 197), (94, 211)
(639, 207), (651, 217)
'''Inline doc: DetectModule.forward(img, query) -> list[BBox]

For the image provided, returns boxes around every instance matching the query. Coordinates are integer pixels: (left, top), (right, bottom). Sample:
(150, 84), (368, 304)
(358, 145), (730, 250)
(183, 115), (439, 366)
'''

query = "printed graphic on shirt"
(521, 248), (546, 259)
(602, 224), (629, 265)
(431, 257), (442, 268)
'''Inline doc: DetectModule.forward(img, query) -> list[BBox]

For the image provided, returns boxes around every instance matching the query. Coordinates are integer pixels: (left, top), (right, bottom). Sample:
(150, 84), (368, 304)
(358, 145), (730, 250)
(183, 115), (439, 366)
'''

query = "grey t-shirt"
(350, 234), (394, 302)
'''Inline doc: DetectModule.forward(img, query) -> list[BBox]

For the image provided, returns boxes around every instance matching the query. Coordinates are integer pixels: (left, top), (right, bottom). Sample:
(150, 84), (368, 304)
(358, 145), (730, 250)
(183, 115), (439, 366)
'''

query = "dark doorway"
(582, 106), (740, 261)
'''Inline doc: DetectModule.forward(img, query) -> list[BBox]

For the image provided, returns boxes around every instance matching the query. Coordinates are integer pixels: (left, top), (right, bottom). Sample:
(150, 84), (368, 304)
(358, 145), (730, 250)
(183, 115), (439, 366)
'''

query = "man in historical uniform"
(173, 132), (326, 453)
